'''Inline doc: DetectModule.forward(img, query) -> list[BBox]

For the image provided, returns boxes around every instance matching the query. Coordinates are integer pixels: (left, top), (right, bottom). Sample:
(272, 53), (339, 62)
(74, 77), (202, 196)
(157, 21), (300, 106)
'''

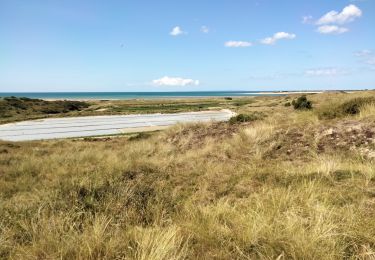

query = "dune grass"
(1, 91), (375, 259)
(359, 102), (375, 119)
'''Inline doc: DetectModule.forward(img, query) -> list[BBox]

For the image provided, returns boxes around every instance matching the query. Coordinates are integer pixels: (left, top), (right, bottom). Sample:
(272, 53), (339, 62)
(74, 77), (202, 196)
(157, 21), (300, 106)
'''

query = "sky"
(0, 0), (374, 92)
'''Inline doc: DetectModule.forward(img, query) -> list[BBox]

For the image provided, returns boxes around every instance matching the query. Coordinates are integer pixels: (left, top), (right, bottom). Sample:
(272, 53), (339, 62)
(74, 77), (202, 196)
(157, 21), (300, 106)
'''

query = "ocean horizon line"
(0, 89), (370, 100)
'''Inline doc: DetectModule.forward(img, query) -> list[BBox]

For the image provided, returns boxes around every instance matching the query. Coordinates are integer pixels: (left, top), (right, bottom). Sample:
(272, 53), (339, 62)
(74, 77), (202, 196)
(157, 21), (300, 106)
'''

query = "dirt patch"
(166, 121), (243, 150)
(265, 127), (314, 160)
(316, 120), (375, 159)
(266, 120), (375, 160)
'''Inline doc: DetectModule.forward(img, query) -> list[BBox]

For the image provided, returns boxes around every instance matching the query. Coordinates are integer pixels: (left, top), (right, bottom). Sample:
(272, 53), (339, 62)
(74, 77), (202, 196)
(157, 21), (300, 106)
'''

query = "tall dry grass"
(1, 91), (375, 259)
(359, 102), (375, 119)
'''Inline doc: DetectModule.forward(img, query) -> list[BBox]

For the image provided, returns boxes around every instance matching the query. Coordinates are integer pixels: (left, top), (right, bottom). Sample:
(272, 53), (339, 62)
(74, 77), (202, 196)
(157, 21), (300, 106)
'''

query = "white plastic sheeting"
(0, 110), (234, 141)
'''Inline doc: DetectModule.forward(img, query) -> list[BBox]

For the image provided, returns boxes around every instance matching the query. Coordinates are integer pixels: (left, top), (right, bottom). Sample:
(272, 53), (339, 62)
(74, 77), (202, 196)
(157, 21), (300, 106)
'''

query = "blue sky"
(0, 0), (374, 92)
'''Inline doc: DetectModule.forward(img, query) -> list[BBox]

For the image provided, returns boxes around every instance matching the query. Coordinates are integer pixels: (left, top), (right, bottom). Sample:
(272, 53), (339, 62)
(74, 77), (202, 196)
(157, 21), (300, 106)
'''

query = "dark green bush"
(229, 112), (265, 124)
(340, 97), (374, 115)
(292, 96), (312, 110)
(284, 102), (291, 107)
(0, 97), (90, 118)
(317, 97), (375, 119)
(128, 132), (152, 141)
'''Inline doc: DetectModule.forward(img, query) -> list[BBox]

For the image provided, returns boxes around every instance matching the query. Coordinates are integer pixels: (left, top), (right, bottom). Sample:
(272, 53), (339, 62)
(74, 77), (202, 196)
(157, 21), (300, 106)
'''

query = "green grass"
(0, 97), (90, 124)
(0, 91), (375, 259)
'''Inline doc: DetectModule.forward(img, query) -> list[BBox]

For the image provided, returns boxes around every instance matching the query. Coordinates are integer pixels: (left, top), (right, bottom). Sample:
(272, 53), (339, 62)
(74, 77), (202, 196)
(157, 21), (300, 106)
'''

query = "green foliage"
(229, 112), (264, 124)
(40, 100), (90, 114)
(0, 97), (90, 122)
(340, 97), (375, 115)
(284, 102), (291, 107)
(128, 132), (152, 141)
(292, 95), (312, 110)
(317, 97), (375, 119)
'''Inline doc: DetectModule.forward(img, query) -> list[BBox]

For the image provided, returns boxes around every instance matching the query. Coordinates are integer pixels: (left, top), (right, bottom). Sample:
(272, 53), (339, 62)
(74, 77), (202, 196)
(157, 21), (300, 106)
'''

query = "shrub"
(0, 97), (90, 120)
(224, 97), (233, 100)
(229, 112), (264, 124)
(284, 102), (291, 107)
(292, 96), (312, 110)
(340, 97), (375, 115)
(128, 132), (152, 141)
(317, 97), (375, 119)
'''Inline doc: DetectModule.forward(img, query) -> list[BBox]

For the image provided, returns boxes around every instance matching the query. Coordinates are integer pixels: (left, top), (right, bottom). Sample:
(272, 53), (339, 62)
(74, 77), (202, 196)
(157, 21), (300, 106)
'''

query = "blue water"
(0, 91), (287, 100)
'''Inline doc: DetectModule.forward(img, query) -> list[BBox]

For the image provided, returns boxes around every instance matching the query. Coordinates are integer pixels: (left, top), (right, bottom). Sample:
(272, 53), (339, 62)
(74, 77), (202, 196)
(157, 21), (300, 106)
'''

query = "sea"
(0, 91), (295, 100)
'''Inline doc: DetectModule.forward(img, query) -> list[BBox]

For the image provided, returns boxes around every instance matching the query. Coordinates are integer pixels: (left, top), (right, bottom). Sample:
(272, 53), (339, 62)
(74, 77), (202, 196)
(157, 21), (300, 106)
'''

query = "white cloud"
(317, 4), (362, 25)
(170, 26), (185, 36)
(261, 32), (296, 45)
(224, 41), (253, 47)
(201, 26), (209, 33)
(317, 25), (349, 34)
(302, 15), (313, 24)
(355, 49), (372, 57)
(366, 57), (375, 65)
(305, 68), (346, 77)
(152, 76), (199, 87)
(354, 49), (375, 69)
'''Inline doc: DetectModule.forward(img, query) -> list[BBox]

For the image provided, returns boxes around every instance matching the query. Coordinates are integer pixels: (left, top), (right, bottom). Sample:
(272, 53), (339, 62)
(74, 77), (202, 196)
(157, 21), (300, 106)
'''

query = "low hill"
(0, 91), (375, 259)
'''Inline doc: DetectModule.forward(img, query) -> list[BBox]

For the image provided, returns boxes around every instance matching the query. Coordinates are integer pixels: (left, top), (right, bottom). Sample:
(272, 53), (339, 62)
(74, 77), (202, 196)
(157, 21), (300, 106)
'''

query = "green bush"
(229, 112), (264, 124)
(0, 97), (90, 118)
(292, 96), (312, 110)
(284, 102), (291, 107)
(317, 97), (375, 119)
(340, 97), (374, 115)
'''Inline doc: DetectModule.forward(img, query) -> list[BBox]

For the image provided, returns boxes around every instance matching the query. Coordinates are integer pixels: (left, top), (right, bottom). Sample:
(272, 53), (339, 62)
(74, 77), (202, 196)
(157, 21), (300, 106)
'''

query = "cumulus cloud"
(317, 25), (349, 34)
(152, 76), (199, 87)
(317, 4), (362, 25)
(305, 68), (347, 77)
(170, 26), (185, 36)
(224, 41), (253, 47)
(201, 26), (209, 33)
(261, 32), (296, 45)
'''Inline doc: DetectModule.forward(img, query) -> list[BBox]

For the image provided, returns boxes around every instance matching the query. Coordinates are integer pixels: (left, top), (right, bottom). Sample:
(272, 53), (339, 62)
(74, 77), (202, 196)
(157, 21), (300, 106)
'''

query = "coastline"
(0, 91), (327, 101)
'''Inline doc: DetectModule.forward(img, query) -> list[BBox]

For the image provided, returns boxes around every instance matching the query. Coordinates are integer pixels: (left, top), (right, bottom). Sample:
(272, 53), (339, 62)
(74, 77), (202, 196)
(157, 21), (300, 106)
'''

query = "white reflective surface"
(0, 110), (234, 141)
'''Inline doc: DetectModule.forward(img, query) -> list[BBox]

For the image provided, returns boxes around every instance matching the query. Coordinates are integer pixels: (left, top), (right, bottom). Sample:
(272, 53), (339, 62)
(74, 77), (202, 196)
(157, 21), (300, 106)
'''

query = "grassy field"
(1, 91), (375, 259)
